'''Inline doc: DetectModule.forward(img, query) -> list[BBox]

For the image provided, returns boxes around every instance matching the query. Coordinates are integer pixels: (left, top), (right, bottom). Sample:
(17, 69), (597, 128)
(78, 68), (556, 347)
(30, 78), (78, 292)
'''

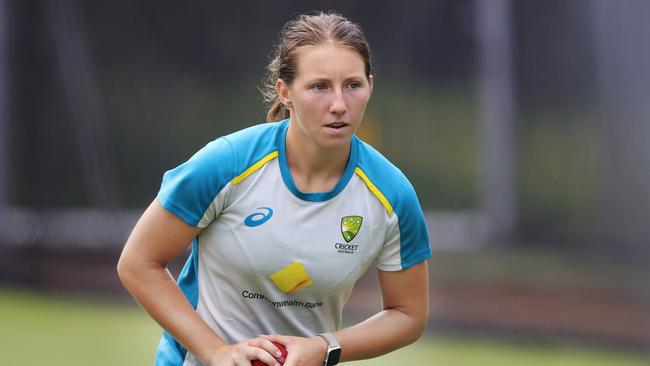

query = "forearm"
(333, 306), (427, 362)
(117, 258), (225, 363)
(333, 263), (430, 362)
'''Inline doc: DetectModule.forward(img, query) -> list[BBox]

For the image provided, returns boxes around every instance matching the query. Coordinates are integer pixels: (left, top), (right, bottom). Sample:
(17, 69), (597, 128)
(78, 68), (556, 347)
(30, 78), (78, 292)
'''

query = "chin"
(317, 135), (353, 150)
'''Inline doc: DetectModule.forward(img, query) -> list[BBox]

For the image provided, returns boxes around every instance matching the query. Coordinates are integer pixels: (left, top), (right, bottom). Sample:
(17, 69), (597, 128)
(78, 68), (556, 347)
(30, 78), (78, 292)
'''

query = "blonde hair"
(261, 11), (373, 122)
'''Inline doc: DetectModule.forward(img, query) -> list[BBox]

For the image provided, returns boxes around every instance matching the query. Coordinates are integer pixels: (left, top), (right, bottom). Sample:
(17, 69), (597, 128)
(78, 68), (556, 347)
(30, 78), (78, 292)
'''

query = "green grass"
(0, 287), (647, 366)
(0, 287), (161, 366)
(349, 336), (650, 366)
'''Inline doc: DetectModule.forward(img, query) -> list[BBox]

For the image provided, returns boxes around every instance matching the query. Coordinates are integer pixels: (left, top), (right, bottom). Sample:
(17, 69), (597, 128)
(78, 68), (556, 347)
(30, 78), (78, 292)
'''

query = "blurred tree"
(592, 0), (650, 255)
(476, 0), (517, 243)
(47, 0), (120, 207)
(0, 0), (10, 206)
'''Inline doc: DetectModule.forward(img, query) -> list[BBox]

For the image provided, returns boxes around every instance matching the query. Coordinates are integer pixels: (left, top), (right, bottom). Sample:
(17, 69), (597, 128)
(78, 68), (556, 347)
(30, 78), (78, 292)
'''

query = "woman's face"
(279, 43), (373, 150)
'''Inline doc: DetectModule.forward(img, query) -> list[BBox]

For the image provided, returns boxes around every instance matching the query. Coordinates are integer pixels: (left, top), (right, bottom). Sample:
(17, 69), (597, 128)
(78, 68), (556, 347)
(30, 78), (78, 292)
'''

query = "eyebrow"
(303, 75), (366, 84)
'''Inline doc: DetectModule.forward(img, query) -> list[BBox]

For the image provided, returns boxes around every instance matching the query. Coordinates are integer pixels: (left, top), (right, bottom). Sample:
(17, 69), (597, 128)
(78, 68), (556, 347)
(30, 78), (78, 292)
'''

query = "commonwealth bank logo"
(341, 215), (363, 242)
(269, 261), (313, 293)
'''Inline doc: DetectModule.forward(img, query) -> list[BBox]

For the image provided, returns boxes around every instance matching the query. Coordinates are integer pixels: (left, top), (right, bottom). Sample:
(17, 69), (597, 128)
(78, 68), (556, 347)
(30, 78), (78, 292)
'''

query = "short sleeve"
(374, 176), (432, 271)
(157, 138), (236, 228)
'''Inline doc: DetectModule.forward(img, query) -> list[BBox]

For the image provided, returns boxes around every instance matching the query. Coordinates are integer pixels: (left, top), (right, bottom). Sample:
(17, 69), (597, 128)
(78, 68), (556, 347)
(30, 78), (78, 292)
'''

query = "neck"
(285, 122), (351, 193)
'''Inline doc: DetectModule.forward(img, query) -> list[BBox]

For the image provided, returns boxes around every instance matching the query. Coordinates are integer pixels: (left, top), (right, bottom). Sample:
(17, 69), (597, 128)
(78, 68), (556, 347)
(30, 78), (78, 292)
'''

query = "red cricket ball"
(251, 342), (288, 366)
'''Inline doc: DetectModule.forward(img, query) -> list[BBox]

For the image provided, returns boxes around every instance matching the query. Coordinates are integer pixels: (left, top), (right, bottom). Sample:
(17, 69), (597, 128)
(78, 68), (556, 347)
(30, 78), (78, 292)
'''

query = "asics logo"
(244, 207), (273, 227)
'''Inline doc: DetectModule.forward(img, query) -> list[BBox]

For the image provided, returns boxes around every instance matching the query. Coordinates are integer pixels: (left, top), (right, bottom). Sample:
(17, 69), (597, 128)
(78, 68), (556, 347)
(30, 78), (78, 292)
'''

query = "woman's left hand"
(260, 334), (327, 366)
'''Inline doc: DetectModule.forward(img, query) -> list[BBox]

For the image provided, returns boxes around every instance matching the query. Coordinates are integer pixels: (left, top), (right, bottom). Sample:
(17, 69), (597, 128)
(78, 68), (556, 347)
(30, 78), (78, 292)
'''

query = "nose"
(329, 88), (347, 115)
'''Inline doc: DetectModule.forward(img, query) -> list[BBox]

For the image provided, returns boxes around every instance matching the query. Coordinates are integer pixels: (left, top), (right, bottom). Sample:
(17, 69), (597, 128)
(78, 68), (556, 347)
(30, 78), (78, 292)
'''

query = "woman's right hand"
(206, 337), (285, 366)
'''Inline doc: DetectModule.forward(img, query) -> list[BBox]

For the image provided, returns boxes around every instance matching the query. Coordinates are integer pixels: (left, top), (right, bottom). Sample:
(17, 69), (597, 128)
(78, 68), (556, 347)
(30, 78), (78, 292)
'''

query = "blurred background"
(1, 0), (649, 365)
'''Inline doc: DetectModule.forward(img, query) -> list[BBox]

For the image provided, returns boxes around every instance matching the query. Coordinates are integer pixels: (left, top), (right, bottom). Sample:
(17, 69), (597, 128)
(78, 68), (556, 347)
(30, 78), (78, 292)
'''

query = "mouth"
(324, 121), (349, 130)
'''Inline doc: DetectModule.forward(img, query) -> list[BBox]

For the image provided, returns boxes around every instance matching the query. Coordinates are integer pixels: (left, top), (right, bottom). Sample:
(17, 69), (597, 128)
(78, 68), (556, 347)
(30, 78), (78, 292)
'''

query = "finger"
(245, 344), (280, 366)
(249, 337), (284, 359)
(261, 333), (289, 345)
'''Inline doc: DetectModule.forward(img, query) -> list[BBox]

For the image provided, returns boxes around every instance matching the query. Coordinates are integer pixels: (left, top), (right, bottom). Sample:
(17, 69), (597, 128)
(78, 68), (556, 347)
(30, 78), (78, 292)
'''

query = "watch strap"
(318, 332), (340, 348)
(318, 332), (341, 366)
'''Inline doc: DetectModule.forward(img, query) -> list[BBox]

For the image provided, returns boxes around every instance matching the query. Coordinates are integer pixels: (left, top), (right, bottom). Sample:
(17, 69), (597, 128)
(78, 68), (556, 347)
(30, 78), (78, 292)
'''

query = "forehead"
(293, 44), (366, 79)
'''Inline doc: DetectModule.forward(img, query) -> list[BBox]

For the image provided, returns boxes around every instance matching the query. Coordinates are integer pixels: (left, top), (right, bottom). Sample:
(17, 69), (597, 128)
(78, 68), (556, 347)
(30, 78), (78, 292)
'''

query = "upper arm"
(372, 174), (431, 272)
(377, 261), (429, 323)
(119, 137), (237, 270)
(119, 199), (203, 268)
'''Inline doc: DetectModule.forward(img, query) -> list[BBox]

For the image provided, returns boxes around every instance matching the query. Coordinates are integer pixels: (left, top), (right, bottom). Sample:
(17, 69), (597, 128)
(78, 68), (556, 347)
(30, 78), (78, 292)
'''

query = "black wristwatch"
(317, 332), (341, 366)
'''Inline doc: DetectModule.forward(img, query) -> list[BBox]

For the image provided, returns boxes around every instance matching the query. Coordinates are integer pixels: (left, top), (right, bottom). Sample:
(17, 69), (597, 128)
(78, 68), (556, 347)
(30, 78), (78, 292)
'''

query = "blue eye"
(313, 83), (327, 90)
(348, 81), (361, 89)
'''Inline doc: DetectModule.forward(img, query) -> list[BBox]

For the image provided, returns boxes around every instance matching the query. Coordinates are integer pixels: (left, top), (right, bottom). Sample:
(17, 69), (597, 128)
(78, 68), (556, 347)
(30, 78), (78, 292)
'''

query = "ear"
(368, 74), (374, 96)
(276, 79), (291, 104)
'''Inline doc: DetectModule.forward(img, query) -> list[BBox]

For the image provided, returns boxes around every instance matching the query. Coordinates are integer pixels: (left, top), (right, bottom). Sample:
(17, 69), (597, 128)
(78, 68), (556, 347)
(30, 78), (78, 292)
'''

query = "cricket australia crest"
(341, 215), (363, 242)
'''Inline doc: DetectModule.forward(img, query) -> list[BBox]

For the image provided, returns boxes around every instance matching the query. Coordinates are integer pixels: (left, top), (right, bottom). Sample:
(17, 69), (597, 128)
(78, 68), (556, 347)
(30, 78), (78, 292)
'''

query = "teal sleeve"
(157, 138), (235, 227)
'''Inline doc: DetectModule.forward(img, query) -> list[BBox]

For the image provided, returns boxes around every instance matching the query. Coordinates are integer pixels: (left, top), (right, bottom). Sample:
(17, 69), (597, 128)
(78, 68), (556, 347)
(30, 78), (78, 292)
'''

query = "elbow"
(385, 305), (428, 347)
(402, 307), (429, 346)
(416, 306), (429, 337)
(404, 318), (427, 346)
(412, 316), (427, 342)
(116, 248), (135, 288)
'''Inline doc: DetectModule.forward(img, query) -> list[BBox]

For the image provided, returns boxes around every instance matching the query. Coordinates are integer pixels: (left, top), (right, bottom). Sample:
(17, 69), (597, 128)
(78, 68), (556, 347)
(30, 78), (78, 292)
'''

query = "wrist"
(200, 342), (229, 366)
(312, 335), (329, 360)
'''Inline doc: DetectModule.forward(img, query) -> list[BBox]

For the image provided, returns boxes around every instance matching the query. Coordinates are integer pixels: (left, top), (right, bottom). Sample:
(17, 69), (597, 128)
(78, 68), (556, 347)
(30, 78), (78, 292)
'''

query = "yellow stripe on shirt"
(354, 167), (394, 216)
(231, 151), (279, 185)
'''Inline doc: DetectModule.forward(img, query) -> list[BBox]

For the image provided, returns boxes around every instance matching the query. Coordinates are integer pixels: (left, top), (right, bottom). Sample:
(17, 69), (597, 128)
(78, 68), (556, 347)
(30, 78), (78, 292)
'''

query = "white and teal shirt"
(155, 119), (431, 366)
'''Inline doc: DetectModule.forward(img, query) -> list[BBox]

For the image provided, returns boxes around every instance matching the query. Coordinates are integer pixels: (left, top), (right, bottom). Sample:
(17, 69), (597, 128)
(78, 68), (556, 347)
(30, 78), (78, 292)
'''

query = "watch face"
(326, 347), (341, 366)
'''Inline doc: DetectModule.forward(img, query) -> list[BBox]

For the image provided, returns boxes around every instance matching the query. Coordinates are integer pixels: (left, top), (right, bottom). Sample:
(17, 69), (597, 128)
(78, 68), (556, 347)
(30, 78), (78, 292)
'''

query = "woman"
(118, 11), (431, 366)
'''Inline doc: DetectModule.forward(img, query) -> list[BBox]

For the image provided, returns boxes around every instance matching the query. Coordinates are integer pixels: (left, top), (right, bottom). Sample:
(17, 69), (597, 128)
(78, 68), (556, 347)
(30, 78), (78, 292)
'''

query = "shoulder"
(220, 121), (284, 175)
(355, 137), (431, 270)
(222, 120), (283, 150)
(355, 137), (419, 215)
(180, 120), (284, 178)
(157, 121), (285, 226)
